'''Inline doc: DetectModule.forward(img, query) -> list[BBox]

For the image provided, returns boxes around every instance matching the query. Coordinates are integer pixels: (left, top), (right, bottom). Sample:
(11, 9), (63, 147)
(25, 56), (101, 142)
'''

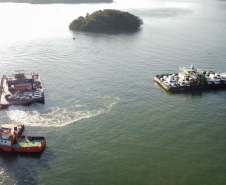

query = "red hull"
(0, 138), (46, 153)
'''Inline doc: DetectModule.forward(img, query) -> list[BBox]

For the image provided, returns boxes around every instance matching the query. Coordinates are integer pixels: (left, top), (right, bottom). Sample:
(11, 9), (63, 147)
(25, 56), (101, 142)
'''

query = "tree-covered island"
(69, 9), (143, 31)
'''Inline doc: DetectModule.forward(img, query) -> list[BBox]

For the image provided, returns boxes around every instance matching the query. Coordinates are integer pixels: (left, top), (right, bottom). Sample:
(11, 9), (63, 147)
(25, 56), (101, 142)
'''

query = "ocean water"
(1, 0), (226, 184)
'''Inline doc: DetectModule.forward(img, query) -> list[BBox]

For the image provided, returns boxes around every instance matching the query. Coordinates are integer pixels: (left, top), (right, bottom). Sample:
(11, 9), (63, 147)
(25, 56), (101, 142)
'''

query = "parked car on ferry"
(34, 90), (42, 94)
(12, 93), (20, 99)
(163, 81), (169, 86)
(178, 79), (190, 86)
(167, 78), (176, 84)
(34, 92), (42, 95)
(24, 92), (32, 96)
(34, 95), (42, 99)
(171, 83), (177, 87)
(34, 91), (42, 95)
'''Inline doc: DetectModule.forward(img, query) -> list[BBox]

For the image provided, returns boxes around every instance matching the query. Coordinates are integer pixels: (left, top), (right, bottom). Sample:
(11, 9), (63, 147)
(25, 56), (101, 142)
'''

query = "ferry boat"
(0, 124), (46, 152)
(154, 65), (226, 91)
(0, 70), (45, 107)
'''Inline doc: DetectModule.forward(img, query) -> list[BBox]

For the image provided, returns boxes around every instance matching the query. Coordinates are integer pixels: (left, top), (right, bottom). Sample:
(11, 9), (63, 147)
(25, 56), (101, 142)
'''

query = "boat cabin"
(6, 71), (40, 92)
(0, 125), (17, 146)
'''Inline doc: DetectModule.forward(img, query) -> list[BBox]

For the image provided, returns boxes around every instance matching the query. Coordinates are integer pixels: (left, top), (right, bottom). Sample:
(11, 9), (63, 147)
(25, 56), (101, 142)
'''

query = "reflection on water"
(136, 8), (192, 18)
(0, 146), (53, 185)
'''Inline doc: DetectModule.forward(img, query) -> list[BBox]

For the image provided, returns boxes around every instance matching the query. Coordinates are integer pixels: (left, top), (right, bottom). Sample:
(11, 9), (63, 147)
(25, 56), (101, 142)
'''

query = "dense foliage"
(69, 9), (143, 31)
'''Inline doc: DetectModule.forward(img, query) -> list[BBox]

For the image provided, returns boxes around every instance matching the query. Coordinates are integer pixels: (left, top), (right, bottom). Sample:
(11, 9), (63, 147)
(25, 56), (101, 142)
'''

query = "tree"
(69, 9), (143, 31)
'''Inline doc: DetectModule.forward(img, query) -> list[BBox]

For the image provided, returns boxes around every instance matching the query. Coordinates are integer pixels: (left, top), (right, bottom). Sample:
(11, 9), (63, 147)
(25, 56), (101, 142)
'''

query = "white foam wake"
(6, 96), (120, 128)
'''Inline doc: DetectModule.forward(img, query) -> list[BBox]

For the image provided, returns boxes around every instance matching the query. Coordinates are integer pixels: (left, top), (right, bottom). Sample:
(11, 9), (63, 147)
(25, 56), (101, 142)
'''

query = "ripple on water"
(0, 167), (17, 185)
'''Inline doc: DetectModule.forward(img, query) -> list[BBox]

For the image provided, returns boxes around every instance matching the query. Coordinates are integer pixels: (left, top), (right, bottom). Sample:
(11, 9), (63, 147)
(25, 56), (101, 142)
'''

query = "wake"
(6, 96), (119, 127)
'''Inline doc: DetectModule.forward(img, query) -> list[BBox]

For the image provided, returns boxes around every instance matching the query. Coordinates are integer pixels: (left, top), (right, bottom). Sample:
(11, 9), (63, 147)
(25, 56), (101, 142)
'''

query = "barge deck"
(154, 66), (226, 91)
(0, 71), (44, 107)
(155, 75), (226, 91)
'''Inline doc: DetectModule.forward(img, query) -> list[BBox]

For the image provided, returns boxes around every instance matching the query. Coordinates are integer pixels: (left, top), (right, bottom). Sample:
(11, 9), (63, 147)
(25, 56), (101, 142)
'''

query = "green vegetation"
(69, 9), (143, 31)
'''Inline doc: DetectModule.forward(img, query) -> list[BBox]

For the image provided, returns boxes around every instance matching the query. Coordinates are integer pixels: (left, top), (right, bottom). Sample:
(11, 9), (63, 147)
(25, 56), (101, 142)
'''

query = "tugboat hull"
(0, 137), (46, 153)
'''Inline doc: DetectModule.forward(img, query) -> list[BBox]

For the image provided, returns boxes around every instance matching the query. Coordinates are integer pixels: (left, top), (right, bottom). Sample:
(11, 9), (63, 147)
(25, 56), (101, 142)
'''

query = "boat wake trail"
(6, 95), (120, 127)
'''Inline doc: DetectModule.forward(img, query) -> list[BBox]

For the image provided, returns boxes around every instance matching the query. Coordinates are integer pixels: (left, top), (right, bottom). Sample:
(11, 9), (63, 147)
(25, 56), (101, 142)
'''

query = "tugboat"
(0, 124), (46, 152)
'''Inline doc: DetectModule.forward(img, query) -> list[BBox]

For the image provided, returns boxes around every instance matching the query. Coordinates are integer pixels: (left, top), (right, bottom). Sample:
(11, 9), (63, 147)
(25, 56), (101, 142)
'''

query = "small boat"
(0, 124), (46, 152)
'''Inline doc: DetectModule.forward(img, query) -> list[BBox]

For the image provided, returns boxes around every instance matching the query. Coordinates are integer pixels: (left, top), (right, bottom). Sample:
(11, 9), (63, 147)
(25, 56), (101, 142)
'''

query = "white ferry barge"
(0, 70), (45, 107)
(154, 65), (226, 91)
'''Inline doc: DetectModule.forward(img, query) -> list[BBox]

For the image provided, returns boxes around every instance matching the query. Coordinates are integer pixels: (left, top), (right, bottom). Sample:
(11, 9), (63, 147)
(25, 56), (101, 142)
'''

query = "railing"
(8, 72), (37, 79)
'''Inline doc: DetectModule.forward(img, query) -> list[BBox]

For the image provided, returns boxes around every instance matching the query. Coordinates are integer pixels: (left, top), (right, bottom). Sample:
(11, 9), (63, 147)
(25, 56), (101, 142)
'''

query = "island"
(0, 0), (112, 3)
(69, 9), (143, 31)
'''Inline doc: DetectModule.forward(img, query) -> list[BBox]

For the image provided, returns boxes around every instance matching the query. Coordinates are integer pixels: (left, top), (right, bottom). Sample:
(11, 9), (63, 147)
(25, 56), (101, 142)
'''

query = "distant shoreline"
(0, 0), (113, 4)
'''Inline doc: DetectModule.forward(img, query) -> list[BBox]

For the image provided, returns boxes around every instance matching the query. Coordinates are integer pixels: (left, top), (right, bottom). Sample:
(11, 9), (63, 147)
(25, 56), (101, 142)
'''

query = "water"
(1, 0), (226, 184)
